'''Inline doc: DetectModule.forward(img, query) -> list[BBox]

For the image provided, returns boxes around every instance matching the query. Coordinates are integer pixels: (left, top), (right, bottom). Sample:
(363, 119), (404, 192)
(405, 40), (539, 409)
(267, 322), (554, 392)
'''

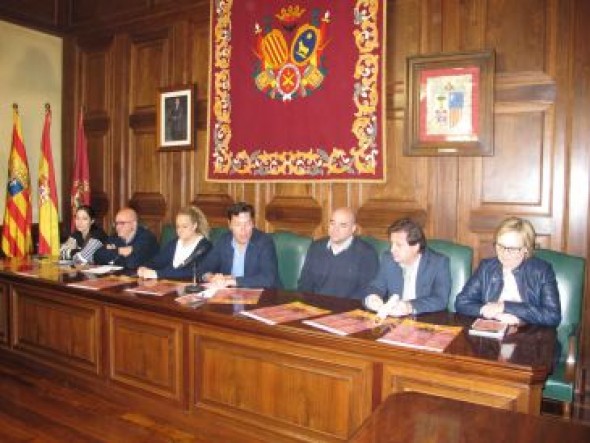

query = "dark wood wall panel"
(71, 0), (147, 25)
(83, 54), (109, 112)
(483, 112), (544, 204)
(77, 41), (115, 225)
(487, 0), (547, 72)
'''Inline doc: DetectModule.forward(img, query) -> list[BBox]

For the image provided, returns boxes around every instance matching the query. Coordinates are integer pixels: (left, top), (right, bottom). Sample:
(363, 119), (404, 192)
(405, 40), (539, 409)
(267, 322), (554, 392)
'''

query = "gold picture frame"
(405, 50), (495, 156)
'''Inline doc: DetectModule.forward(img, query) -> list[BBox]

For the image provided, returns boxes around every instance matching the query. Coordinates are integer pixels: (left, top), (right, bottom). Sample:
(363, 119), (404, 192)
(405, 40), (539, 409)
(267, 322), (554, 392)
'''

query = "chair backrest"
(534, 249), (585, 361)
(359, 235), (390, 262)
(427, 239), (473, 312)
(209, 226), (230, 245)
(159, 223), (176, 249)
(271, 231), (312, 291)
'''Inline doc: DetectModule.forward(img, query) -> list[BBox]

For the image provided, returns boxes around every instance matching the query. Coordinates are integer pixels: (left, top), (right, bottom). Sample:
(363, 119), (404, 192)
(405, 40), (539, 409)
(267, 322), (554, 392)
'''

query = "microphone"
(185, 260), (202, 293)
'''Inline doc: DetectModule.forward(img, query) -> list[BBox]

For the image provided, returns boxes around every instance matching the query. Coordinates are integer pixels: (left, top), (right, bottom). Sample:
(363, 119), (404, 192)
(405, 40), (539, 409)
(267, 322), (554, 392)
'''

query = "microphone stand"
(185, 260), (202, 293)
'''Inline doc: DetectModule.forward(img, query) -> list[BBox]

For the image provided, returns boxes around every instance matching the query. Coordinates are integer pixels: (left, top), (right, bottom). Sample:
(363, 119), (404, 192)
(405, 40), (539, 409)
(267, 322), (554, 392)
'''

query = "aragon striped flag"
(38, 104), (60, 256)
(70, 108), (90, 229)
(1, 105), (32, 257)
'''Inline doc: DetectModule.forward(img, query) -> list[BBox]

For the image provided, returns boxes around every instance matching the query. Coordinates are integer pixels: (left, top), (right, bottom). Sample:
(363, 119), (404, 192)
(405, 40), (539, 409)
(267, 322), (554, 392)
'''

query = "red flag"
(2, 105), (32, 257)
(38, 105), (60, 255)
(71, 109), (90, 229)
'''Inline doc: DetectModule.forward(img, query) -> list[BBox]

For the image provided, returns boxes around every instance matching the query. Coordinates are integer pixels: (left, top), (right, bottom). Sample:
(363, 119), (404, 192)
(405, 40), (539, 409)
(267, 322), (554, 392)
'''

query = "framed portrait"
(405, 50), (495, 156)
(157, 84), (195, 151)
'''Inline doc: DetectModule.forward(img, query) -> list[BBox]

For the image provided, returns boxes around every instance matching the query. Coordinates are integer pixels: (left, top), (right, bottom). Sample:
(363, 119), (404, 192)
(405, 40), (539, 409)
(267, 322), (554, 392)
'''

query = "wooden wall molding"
(265, 196), (322, 236)
(84, 112), (111, 134)
(90, 191), (110, 229)
(357, 201), (428, 239)
(129, 106), (156, 133)
(469, 211), (554, 237)
(0, 0), (67, 33)
(68, 0), (208, 36)
(495, 71), (557, 103)
(129, 192), (167, 237)
(192, 194), (234, 228)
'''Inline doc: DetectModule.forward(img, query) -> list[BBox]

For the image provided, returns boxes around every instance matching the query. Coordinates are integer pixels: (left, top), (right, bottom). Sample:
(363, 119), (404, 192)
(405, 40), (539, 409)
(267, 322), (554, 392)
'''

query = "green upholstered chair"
(271, 231), (312, 291)
(159, 223), (176, 249)
(209, 226), (230, 245)
(427, 239), (473, 312)
(535, 249), (585, 416)
(359, 235), (390, 261)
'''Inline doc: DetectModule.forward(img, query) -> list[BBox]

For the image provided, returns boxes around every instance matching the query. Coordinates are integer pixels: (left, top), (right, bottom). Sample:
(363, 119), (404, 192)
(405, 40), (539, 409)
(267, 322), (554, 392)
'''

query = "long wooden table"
(0, 259), (556, 442)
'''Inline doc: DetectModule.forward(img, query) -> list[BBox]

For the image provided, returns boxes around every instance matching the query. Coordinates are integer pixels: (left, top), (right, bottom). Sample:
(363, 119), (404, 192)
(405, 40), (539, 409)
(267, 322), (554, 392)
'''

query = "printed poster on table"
(207, 0), (386, 182)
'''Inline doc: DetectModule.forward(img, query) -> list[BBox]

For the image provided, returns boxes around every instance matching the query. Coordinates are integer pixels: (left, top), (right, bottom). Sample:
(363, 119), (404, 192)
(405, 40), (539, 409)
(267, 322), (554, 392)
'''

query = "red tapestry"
(207, 0), (386, 182)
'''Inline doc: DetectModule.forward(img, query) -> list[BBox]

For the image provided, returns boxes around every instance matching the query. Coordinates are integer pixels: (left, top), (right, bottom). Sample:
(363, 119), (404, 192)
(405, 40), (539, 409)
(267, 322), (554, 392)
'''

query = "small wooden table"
(350, 392), (590, 442)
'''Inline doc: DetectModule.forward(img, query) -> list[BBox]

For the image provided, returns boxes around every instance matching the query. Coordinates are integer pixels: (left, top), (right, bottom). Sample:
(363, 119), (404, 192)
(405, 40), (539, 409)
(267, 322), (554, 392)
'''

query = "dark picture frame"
(405, 50), (495, 156)
(157, 84), (195, 151)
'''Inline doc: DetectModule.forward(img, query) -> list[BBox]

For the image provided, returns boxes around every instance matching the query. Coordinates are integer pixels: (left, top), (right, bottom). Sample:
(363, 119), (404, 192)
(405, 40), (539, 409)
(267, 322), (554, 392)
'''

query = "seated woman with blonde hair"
(137, 206), (212, 280)
(455, 217), (561, 326)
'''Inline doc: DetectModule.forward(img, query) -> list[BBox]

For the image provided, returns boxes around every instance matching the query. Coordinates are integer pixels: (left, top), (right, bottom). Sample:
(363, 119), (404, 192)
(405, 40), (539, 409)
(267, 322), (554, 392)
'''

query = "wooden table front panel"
(106, 307), (184, 405)
(190, 325), (374, 441)
(382, 360), (533, 413)
(10, 285), (101, 374)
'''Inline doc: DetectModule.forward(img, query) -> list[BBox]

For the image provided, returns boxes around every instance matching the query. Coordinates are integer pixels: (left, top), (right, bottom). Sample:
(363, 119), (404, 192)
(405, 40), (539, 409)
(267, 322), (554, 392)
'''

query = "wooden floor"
(0, 358), (589, 443)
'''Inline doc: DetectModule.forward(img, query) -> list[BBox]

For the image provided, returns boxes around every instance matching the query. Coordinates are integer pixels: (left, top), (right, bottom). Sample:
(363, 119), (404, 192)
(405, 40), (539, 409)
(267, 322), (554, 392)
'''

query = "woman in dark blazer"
(137, 205), (212, 280)
(59, 205), (107, 264)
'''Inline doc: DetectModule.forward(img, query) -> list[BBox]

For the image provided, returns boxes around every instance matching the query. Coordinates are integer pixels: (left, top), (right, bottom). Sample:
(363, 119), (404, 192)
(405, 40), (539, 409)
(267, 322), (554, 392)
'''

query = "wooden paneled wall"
(2, 1), (589, 370)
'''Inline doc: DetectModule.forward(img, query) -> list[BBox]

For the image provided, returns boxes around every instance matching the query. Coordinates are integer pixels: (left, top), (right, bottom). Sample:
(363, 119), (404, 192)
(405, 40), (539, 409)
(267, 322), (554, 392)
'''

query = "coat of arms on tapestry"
(207, 0), (386, 182)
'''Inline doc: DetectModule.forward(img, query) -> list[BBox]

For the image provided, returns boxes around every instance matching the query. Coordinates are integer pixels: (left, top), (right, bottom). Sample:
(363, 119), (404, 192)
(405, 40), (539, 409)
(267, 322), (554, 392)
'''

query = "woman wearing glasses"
(137, 206), (212, 280)
(455, 217), (561, 326)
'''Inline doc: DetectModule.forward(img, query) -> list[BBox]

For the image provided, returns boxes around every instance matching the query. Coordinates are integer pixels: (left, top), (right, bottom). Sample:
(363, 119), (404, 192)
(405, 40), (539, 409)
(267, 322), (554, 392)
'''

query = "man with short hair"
(94, 207), (159, 269)
(199, 202), (281, 288)
(364, 218), (451, 316)
(298, 207), (378, 299)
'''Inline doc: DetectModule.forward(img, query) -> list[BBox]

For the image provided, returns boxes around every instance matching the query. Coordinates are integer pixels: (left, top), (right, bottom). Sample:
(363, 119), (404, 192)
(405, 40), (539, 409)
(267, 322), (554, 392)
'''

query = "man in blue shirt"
(199, 202), (281, 288)
(298, 207), (379, 299)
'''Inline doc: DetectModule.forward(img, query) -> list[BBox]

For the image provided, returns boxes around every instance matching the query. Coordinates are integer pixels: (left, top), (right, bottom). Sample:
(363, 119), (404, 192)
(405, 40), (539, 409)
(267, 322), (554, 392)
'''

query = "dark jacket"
(365, 248), (451, 314)
(147, 237), (212, 280)
(455, 256), (561, 327)
(94, 225), (159, 270)
(199, 228), (281, 288)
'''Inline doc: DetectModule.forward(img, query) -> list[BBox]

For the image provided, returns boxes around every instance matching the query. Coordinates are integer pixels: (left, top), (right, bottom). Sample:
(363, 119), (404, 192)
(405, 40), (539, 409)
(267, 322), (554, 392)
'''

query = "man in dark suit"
(94, 207), (159, 270)
(364, 218), (451, 316)
(199, 202), (281, 288)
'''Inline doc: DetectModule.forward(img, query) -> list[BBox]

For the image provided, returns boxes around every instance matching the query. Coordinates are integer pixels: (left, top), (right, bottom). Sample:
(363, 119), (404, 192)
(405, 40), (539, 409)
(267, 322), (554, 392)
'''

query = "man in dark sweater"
(94, 207), (159, 270)
(297, 207), (379, 299)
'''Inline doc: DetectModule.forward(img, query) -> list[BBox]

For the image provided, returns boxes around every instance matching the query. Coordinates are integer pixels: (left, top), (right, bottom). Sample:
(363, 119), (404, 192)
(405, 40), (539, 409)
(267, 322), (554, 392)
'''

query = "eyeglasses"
(495, 242), (525, 255)
(115, 220), (133, 226)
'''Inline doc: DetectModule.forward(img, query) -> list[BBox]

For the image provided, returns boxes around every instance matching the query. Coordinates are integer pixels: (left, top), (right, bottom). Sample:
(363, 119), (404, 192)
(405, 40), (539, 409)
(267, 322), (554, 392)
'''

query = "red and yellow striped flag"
(2, 106), (32, 257)
(38, 105), (60, 256)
